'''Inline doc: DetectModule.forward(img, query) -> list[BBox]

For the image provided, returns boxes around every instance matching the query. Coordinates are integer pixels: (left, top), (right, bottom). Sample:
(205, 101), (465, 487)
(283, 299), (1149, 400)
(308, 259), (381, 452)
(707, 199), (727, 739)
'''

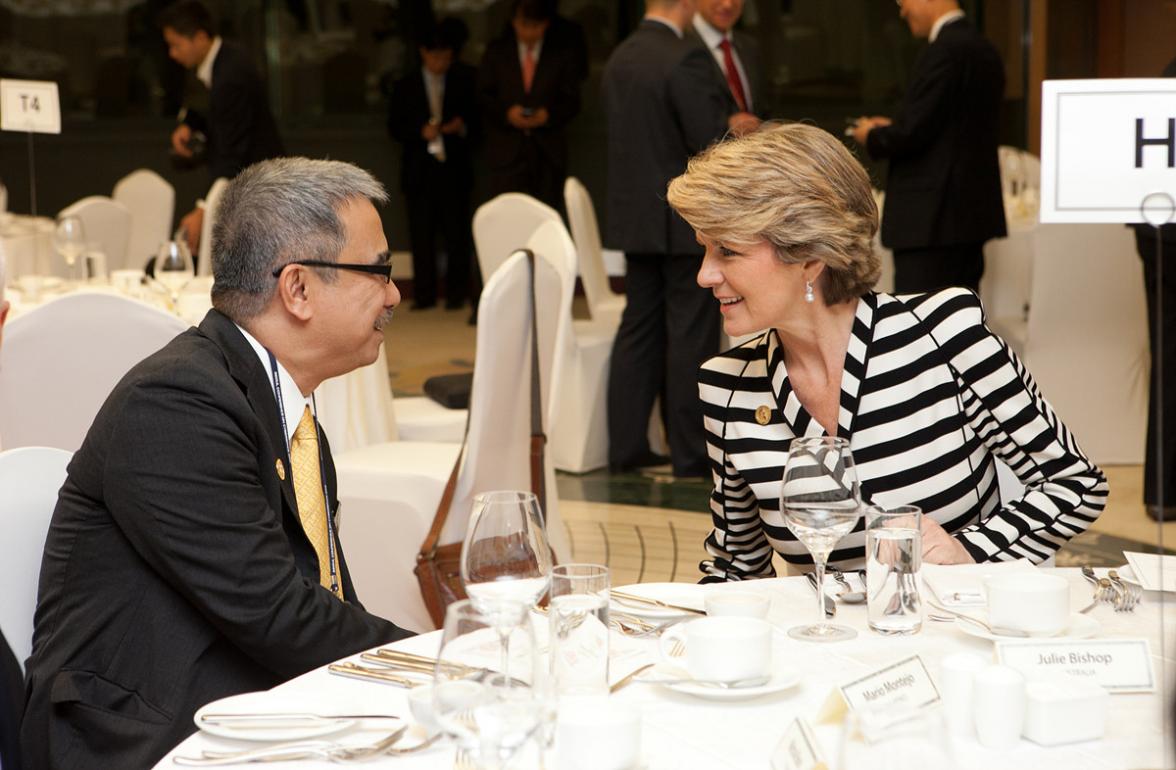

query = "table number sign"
(771, 717), (826, 770)
(995, 639), (1156, 693)
(0, 79), (61, 134)
(817, 655), (940, 723)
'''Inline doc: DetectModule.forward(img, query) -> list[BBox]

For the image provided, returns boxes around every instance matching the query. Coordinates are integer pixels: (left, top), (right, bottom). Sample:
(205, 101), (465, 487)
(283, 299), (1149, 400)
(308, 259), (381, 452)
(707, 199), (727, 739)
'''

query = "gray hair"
(211, 157), (389, 321)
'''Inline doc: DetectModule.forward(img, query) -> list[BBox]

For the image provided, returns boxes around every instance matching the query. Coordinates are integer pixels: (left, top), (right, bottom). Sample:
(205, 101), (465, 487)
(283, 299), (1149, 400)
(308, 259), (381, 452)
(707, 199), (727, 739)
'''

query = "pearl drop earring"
(804, 280), (814, 303)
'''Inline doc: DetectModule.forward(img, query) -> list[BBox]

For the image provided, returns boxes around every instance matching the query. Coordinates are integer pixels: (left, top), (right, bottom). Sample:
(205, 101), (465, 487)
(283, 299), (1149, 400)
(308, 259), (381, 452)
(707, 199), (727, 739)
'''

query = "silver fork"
(1108, 569), (1141, 612)
(454, 748), (475, 770)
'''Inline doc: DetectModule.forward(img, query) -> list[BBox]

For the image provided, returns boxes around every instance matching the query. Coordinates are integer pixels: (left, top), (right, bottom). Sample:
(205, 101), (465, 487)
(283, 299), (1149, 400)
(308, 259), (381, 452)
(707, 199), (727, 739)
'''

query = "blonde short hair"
(666, 122), (880, 304)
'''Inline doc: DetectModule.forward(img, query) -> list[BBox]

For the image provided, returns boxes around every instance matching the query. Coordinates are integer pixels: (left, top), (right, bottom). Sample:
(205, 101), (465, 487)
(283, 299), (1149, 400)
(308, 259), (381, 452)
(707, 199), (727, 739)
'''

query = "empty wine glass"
(154, 239), (194, 306)
(433, 600), (545, 770)
(54, 216), (86, 281)
(781, 436), (862, 642)
(461, 490), (552, 675)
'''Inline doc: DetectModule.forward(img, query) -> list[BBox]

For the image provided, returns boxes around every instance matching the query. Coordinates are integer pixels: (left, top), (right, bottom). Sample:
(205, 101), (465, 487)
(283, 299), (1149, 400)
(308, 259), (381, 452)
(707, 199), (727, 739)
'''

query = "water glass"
(866, 505), (923, 635)
(549, 564), (610, 696)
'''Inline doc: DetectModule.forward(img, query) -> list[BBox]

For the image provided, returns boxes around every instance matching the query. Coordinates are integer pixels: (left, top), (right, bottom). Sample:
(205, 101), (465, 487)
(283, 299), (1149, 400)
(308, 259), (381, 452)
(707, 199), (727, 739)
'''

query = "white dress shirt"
(692, 15), (751, 112)
(235, 323), (312, 450)
(195, 35), (223, 89)
(930, 9), (966, 43)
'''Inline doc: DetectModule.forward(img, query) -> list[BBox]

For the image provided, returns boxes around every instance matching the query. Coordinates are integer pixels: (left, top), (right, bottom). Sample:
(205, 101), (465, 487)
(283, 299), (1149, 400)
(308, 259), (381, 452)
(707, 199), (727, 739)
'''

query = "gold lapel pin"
(275, 458), (286, 481)
(755, 405), (772, 425)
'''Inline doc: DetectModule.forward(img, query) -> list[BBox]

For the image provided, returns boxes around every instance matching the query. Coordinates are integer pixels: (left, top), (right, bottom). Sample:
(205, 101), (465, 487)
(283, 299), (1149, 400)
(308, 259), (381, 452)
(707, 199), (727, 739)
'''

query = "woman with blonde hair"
(667, 123), (1106, 580)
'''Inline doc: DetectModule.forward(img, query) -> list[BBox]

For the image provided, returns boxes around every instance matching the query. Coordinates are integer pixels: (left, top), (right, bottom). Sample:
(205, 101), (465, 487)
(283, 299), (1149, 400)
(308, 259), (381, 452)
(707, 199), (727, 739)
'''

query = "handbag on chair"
(414, 249), (550, 627)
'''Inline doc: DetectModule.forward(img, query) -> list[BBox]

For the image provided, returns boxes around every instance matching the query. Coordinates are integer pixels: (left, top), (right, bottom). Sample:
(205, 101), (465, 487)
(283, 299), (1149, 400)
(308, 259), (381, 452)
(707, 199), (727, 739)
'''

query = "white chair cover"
(472, 192), (562, 282)
(0, 446), (71, 671)
(196, 178), (230, 278)
(0, 291), (187, 451)
(113, 169), (175, 270)
(315, 344), (399, 454)
(58, 196), (132, 271)
(1020, 223), (1149, 464)
(563, 177), (625, 328)
(335, 251), (569, 630)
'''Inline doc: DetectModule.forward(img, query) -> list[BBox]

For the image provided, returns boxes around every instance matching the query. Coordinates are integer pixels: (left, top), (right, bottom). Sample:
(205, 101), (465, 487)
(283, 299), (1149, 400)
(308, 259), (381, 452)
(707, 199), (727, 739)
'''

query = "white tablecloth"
(6, 279), (396, 455)
(155, 569), (1174, 769)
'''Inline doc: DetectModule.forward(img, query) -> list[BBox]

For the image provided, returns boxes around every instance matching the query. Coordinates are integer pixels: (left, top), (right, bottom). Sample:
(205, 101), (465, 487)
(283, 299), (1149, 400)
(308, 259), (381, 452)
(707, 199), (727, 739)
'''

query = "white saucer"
(954, 611), (1100, 642)
(652, 668), (801, 701)
(611, 583), (705, 619)
(194, 692), (356, 742)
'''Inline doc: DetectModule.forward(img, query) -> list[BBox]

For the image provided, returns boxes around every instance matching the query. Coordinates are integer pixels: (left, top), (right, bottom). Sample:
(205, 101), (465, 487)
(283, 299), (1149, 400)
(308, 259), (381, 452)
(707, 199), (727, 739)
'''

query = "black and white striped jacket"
(697, 289), (1107, 581)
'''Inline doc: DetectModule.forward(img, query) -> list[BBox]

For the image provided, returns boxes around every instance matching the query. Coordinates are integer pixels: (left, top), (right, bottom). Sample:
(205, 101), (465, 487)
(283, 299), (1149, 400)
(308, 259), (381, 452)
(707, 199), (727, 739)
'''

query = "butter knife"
(610, 590), (706, 615)
(805, 572), (836, 618)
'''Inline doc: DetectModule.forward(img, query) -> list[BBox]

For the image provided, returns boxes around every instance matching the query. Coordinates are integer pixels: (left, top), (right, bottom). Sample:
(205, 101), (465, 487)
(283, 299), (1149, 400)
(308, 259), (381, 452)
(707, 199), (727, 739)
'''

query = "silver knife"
(805, 572), (836, 618)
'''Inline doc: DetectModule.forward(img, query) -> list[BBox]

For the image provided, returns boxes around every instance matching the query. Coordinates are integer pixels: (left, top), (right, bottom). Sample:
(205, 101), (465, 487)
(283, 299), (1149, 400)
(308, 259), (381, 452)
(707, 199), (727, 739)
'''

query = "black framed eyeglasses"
(272, 259), (393, 284)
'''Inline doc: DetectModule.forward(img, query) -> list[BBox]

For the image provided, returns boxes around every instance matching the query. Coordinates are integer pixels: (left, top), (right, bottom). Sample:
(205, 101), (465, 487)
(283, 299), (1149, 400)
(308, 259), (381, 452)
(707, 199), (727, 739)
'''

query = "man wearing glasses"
(22, 158), (413, 769)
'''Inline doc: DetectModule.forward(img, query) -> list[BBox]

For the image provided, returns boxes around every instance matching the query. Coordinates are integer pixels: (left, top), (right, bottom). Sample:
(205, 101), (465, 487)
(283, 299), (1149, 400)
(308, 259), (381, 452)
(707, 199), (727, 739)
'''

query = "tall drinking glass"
(866, 505), (923, 635)
(154, 239), (194, 306)
(53, 216), (86, 281)
(549, 564), (610, 696)
(780, 436), (861, 641)
(461, 490), (552, 674)
(433, 600), (544, 770)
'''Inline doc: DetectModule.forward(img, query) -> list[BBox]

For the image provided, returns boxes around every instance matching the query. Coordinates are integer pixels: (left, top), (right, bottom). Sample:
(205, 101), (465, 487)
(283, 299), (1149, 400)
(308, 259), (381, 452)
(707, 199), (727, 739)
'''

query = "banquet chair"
(564, 177), (625, 329)
(0, 446), (71, 672)
(335, 251), (570, 631)
(1017, 223), (1148, 464)
(0, 292), (187, 452)
(113, 169), (175, 268)
(57, 195), (132, 271)
(196, 178), (230, 277)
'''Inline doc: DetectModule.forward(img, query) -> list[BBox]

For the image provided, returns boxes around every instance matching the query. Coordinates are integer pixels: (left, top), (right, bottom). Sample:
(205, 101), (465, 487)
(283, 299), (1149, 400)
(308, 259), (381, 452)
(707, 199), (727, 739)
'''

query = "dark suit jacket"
(21, 310), (409, 769)
(866, 18), (1006, 251)
(684, 26), (767, 119)
(602, 19), (729, 256)
(1, 632), (22, 770)
(477, 27), (582, 174)
(388, 62), (478, 193)
(185, 41), (286, 181)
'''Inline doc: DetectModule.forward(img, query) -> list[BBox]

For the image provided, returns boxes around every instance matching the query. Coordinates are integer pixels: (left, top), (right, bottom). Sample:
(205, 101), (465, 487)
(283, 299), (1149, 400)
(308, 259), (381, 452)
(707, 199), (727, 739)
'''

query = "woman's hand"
(920, 517), (975, 564)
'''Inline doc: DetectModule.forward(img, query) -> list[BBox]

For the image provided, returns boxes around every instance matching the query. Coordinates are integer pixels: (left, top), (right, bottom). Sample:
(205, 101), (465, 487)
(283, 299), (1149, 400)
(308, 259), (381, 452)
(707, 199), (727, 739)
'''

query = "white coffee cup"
(985, 573), (1070, 636)
(556, 696), (641, 770)
(406, 684), (439, 735)
(660, 616), (772, 682)
(111, 269), (146, 295)
(973, 664), (1026, 749)
(704, 591), (771, 619)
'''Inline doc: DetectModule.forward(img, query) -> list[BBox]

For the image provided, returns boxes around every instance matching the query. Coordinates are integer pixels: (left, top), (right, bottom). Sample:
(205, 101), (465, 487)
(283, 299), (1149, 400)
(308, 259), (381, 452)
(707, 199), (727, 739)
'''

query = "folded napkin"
(921, 559), (1037, 608)
(1123, 551), (1176, 592)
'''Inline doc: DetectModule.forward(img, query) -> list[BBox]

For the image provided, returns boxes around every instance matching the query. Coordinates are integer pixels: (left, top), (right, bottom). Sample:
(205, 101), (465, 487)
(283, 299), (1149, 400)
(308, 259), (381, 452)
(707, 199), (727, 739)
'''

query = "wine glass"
(461, 490), (552, 674)
(433, 600), (545, 770)
(781, 436), (862, 641)
(54, 216), (86, 281)
(154, 239), (194, 306)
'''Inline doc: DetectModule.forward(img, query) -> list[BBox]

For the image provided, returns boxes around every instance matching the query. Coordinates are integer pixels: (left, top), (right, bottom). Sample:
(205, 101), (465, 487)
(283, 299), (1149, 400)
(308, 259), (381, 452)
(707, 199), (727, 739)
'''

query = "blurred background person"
(388, 18), (478, 311)
(851, 0), (1005, 294)
(160, 0), (285, 252)
(688, 0), (763, 136)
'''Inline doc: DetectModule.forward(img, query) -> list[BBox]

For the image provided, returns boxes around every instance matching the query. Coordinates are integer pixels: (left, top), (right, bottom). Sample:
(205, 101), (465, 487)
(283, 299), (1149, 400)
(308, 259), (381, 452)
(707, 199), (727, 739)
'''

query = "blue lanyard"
(268, 350), (340, 597)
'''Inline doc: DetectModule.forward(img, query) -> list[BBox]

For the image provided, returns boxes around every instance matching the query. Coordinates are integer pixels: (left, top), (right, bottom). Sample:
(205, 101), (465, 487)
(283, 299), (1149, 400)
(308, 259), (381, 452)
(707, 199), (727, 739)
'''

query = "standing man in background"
(161, 0), (285, 251)
(851, 0), (1005, 293)
(478, 0), (583, 215)
(688, 0), (763, 136)
(602, 0), (729, 478)
(389, 19), (478, 311)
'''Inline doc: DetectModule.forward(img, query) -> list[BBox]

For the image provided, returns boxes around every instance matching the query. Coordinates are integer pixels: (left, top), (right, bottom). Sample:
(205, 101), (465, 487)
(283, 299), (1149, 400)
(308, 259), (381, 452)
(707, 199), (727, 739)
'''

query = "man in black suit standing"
(602, 0), (729, 477)
(688, 0), (763, 136)
(389, 19), (478, 311)
(21, 158), (413, 768)
(478, 0), (583, 214)
(161, 0), (286, 250)
(852, 0), (1005, 293)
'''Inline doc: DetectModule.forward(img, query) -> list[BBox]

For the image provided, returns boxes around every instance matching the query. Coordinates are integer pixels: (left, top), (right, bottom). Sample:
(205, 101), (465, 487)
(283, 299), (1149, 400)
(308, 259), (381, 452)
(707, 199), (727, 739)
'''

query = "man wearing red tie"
(688, 0), (764, 136)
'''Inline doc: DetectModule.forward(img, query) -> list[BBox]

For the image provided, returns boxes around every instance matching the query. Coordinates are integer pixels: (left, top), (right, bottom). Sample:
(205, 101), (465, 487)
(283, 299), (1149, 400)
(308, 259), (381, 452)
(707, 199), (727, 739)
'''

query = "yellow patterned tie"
(290, 406), (341, 598)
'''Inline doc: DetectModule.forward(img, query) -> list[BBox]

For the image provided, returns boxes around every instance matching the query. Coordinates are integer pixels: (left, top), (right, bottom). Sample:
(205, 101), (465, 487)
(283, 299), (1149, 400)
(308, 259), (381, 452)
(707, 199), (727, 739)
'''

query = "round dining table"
(154, 568), (1173, 769)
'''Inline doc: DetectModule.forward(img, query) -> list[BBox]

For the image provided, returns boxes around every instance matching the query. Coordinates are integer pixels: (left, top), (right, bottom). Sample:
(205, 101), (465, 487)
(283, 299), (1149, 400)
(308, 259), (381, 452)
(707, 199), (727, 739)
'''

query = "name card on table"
(817, 655), (940, 723)
(1040, 78), (1176, 224)
(771, 717), (827, 770)
(0, 79), (61, 134)
(996, 639), (1156, 693)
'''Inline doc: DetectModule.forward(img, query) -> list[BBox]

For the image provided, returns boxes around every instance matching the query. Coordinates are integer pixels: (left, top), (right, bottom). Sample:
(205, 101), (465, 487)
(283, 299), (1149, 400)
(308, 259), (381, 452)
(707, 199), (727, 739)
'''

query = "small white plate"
(652, 667), (801, 701)
(610, 583), (705, 619)
(954, 611), (1100, 642)
(194, 692), (356, 742)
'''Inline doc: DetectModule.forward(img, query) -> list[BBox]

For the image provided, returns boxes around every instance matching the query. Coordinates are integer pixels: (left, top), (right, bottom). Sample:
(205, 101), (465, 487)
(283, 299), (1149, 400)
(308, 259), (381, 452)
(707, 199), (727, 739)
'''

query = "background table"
(155, 569), (1174, 769)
